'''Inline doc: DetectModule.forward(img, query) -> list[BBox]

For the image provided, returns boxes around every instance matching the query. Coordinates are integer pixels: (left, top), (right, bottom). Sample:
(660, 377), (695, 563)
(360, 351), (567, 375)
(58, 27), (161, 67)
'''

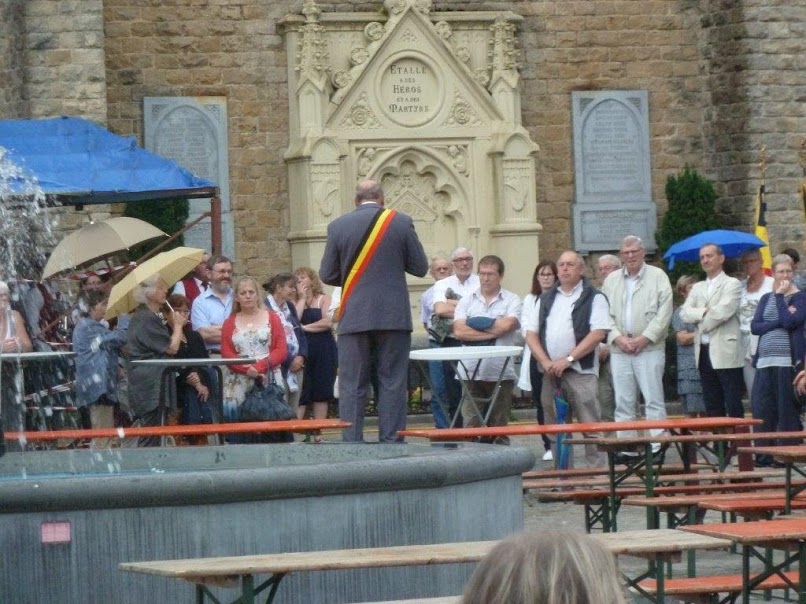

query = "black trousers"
(698, 344), (744, 418)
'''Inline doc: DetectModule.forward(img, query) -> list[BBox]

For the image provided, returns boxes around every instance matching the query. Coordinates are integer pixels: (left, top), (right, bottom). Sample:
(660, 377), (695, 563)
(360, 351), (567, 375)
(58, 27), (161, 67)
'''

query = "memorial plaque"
(571, 91), (656, 252)
(377, 55), (442, 127)
(144, 97), (233, 257)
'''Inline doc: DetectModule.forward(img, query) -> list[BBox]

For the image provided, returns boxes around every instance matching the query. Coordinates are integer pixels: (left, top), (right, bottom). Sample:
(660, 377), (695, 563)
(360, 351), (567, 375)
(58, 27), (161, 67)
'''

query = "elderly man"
(596, 254), (622, 422)
(320, 180), (428, 443)
(453, 255), (522, 443)
(420, 255), (456, 428)
(525, 251), (609, 466)
(190, 255), (234, 353)
(429, 246), (481, 426)
(602, 236), (673, 451)
(681, 243), (744, 417)
(738, 248), (774, 396)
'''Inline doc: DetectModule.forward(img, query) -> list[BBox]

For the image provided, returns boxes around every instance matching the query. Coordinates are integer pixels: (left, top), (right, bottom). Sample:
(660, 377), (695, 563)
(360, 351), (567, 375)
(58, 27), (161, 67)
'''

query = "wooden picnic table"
(739, 445), (806, 513)
(5, 419), (349, 444)
(683, 517), (806, 604)
(119, 529), (732, 604)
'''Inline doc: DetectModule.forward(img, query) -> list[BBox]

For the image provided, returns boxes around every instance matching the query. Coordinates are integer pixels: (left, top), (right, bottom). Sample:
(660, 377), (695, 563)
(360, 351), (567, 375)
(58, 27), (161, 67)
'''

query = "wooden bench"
(521, 463), (704, 481)
(639, 571), (799, 603)
(119, 530), (733, 604)
(524, 469), (782, 494)
(540, 480), (803, 532)
(358, 598), (459, 604)
(5, 419), (349, 445)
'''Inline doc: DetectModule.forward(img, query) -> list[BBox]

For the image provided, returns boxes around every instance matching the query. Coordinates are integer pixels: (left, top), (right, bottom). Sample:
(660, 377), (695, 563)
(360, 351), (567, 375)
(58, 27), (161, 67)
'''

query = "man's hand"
(613, 335), (636, 354)
(548, 357), (572, 378)
(795, 370), (806, 396)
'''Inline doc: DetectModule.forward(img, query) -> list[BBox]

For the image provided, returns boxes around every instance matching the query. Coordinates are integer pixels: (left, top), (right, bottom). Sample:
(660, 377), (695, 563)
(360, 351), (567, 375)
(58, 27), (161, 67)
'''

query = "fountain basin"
(0, 442), (533, 603)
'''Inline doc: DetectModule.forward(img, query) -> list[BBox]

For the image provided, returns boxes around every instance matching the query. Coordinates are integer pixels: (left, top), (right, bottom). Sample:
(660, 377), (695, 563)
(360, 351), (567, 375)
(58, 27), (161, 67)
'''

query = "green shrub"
(123, 198), (188, 260)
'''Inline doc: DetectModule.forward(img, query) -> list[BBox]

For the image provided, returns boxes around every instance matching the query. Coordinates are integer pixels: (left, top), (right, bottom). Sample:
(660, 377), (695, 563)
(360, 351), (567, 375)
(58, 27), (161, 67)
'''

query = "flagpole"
(755, 145), (772, 275)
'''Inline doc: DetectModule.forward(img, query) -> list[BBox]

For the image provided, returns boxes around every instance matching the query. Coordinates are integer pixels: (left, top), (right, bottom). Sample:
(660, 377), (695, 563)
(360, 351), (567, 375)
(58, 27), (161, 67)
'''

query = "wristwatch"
(566, 355), (575, 363)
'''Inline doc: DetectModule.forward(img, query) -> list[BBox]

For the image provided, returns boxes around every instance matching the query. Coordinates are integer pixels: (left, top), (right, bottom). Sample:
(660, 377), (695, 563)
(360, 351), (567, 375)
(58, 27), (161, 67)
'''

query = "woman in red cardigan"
(221, 276), (287, 435)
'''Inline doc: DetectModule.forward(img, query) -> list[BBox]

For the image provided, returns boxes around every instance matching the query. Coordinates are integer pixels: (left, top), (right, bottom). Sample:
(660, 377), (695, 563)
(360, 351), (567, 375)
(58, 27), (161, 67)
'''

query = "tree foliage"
(656, 167), (721, 285)
(123, 198), (188, 260)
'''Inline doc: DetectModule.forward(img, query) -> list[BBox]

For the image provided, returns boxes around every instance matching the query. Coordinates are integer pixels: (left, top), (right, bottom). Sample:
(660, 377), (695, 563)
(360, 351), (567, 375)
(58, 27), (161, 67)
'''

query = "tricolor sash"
(337, 208), (397, 322)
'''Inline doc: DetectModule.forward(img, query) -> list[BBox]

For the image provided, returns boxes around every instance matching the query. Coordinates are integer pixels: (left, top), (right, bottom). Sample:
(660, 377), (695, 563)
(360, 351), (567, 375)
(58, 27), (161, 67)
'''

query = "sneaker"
(542, 449), (554, 461)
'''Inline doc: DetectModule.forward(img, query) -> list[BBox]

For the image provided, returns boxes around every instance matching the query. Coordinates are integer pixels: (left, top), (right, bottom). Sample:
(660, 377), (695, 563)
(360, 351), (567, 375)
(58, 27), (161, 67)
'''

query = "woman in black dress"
(293, 267), (337, 442)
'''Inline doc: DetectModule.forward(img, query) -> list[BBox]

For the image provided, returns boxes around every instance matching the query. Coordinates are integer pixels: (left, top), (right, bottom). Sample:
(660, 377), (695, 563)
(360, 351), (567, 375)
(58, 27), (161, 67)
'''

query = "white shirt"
(739, 275), (774, 357)
(173, 277), (206, 298)
(420, 285), (436, 328)
(525, 281), (609, 376)
(454, 287), (522, 381)
(432, 274), (481, 309)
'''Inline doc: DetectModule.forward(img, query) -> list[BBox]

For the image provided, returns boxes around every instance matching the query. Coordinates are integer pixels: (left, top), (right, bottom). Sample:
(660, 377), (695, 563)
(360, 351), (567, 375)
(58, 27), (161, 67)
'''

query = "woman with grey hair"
(126, 274), (186, 446)
(462, 530), (627, 604)
(750, 254), (806, 466)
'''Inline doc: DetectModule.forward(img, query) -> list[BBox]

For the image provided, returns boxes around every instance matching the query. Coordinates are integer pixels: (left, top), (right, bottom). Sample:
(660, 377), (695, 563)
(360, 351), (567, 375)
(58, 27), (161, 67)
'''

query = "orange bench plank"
(640, 571), (798, 595)
(5, 419), (349, 442)
(399, 417), (760, 440)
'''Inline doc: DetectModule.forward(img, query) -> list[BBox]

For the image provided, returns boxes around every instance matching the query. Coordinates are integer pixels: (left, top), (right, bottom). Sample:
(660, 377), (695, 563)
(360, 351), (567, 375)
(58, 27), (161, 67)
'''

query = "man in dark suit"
(320, 180), (429, 442)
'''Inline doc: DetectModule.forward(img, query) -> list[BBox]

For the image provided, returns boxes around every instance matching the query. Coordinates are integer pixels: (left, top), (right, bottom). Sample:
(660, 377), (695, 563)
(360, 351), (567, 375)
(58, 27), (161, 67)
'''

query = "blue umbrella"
(553, 386), (572, 470)
(663, 230), (767, 269)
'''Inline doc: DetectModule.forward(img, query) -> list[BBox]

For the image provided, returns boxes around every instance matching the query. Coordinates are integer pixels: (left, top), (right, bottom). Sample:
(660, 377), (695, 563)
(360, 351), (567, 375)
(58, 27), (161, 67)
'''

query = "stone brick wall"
(104, 0), (290, 278)
(22, 0), (107, 122)
(698, 0), (806, 251)
(7, 0), (806, 277)
(0, 0), (27, 118)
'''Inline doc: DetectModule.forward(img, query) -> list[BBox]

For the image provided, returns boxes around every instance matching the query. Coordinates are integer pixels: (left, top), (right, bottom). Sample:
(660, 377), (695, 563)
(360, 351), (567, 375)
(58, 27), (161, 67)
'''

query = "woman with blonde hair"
(221, 276), (287, 441)
(462, 530), (627, 604)
(293, 266), (337, 440)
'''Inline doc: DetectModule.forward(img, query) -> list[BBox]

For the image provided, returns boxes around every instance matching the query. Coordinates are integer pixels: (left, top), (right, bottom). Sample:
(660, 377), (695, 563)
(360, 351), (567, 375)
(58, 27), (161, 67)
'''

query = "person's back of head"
(462, 530), (627, 604)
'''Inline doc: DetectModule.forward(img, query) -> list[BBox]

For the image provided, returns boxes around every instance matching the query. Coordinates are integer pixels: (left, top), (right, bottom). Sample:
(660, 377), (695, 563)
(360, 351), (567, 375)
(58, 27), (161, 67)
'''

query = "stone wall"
(7, 0), (806, 277)
(0, 0), (27, 118)
(699, 0), (806, 251)
(22, 0), (107, 122)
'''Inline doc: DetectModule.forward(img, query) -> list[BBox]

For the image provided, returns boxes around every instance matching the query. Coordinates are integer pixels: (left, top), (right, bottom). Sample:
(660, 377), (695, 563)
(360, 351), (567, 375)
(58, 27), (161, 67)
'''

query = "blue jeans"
(428, 339), (462, 428)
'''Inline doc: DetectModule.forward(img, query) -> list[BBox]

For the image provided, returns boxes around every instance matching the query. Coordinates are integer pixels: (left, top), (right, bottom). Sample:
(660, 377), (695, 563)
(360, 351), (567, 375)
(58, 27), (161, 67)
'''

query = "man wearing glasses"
(602, 236), (673, 458)
(191, 255), (234, 354)
(429, 247), (480, 427)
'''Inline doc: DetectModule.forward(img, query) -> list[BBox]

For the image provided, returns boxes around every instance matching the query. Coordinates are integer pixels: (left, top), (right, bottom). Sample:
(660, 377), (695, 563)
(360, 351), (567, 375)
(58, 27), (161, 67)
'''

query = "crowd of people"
(422, 236), (806, 468)
(2, 180), (806, 461)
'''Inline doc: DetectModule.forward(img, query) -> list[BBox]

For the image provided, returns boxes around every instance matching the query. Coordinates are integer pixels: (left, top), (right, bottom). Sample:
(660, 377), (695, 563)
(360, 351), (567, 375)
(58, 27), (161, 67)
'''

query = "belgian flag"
(754, 183), (772, 275)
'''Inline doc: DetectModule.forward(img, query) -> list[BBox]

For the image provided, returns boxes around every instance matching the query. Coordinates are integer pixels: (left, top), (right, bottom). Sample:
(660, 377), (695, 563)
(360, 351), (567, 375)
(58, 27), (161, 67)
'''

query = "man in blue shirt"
(190, 255), (234, 354)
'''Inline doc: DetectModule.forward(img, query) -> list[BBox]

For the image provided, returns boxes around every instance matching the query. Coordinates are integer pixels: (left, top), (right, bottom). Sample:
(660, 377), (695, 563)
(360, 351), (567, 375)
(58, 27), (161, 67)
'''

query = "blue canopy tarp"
(0, 116), (217, 204)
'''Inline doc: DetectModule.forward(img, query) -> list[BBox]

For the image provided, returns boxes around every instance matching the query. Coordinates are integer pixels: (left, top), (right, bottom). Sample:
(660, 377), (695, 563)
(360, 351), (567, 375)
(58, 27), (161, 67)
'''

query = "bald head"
(355, 180), (385, 207)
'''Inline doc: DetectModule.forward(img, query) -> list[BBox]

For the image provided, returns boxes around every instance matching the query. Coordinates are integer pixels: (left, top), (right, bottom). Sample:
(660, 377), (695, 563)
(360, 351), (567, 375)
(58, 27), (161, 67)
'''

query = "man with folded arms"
(453, 255), (521, 444)
(681, 243), (744, 418)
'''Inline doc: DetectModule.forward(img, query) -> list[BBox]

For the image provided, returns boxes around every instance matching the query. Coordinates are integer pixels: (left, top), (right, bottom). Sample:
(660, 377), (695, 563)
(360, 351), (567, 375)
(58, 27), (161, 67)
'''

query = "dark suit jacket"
(320, 202), (428, 334)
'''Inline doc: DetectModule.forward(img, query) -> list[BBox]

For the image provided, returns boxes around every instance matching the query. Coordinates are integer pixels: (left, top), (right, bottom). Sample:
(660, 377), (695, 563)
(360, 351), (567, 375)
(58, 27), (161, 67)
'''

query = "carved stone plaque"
(377, 55), (442, 126)
(571, 90), (656, 252)
(143, 97), (233, 257)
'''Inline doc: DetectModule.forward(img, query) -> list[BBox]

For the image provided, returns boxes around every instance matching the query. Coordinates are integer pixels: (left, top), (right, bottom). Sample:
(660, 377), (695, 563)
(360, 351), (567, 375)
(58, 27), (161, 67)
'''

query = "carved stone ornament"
(357, 147), (377, 177)
(474, 68), (491, 87)
(331, 70), (352, 89)
(311, 164), (340, 219)
(383, 0), (407, 15)
(455, 46), (471, 64)
(446, 145), (469, 176)
(443, 92), (481, 127)
(340, 92), (382, 129)
(364, 21), (386, 41)
(350, 47), (369, 66)
(435, 21), (452, 40)
(413, 0), (432, 14)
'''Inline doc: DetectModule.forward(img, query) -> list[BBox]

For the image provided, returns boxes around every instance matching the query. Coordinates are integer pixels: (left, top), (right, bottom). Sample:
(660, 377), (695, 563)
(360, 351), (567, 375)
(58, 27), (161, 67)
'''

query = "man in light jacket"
(602, 236), (673, 451)
(680, 243), (744, 418)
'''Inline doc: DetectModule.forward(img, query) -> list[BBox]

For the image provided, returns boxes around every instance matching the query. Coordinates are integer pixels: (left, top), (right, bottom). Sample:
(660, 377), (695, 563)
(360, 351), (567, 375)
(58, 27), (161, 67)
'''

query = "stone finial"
(296, 0), (329, 85)
(383, 0), (432, 16)
(488, 16), (520, 84)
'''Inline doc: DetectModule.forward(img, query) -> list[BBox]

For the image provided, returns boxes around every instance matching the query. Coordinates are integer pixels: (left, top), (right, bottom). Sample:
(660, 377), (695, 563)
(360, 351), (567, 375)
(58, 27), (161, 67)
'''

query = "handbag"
(239, 377), (296, 422)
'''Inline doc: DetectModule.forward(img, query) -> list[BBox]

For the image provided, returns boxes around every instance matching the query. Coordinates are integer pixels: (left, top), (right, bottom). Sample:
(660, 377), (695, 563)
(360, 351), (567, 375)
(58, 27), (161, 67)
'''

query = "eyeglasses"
(621, 249), (642, 256)
(452, 257), (473, 264)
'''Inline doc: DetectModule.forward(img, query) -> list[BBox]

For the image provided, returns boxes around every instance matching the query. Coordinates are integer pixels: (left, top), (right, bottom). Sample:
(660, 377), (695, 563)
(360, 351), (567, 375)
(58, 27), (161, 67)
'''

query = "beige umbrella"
(105, 246), (205, 319)
(42, 217), (167, 280)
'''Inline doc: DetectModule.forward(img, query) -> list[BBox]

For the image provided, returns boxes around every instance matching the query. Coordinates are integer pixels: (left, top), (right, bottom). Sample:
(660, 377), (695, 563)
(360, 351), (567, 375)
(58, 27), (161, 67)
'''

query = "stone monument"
(280, 0), (541, 315)
(144, 96), (233, 257)
(571, 90), (656, 253)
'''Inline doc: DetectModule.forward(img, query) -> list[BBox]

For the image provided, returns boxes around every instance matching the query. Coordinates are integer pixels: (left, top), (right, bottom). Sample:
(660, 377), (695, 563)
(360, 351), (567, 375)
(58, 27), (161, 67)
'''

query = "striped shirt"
(756, 293), (795, 368)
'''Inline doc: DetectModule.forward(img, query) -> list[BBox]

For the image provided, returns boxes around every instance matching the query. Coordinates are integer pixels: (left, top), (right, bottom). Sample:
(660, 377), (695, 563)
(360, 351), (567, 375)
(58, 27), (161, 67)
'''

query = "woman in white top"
(518, 261), (557, 460)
